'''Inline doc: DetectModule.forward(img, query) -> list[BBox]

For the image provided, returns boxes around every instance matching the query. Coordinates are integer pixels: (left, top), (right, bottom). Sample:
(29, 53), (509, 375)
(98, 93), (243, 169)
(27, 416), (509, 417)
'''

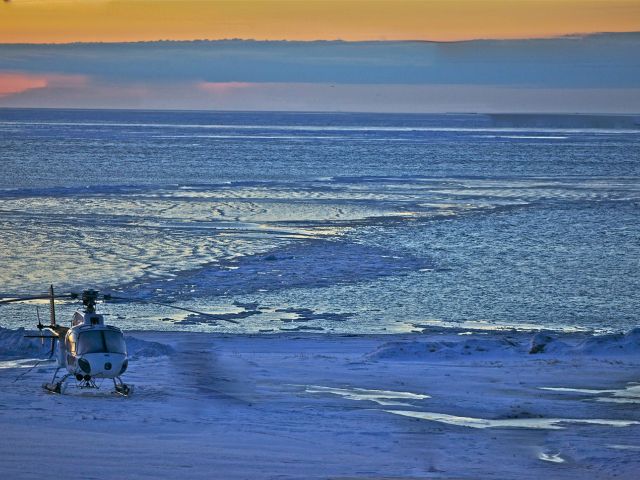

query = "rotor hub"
(81, 289), (100, 312)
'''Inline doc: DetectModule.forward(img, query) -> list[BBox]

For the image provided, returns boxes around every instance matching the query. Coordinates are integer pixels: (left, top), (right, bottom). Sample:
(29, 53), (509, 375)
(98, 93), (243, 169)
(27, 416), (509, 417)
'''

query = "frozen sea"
(0, 109), (638, 333)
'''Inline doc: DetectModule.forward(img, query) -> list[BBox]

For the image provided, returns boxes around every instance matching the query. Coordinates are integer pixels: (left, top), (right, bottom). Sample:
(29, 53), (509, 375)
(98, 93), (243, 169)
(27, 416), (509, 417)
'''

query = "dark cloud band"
(1, 34), (638, 88)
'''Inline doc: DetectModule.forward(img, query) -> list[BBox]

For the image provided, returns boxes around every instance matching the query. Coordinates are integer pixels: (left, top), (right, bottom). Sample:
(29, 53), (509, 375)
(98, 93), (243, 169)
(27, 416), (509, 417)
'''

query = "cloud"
(0, 72), (46, 96)
(0, 34), (638, 112)
(198, 82), (252, 94)
(1, 79), (639, 113)
(0, 34), (638, 88)
(0, 71), (86, 97)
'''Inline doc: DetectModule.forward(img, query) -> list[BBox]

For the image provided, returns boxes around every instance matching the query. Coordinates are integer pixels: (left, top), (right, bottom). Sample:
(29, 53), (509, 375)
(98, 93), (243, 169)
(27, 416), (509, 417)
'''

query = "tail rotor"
(36, 306), (44, 346)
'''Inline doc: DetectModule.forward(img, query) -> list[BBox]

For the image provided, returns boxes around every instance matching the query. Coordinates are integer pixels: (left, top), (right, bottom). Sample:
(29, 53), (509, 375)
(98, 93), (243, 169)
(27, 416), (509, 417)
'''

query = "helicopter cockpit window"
(77, 331), (126, 355)
(104, 331), (126, 354)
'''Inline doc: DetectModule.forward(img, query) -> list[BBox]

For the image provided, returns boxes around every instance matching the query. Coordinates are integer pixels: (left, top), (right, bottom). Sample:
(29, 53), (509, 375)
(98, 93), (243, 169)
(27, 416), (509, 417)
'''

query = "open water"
(0, 109), (638, 333)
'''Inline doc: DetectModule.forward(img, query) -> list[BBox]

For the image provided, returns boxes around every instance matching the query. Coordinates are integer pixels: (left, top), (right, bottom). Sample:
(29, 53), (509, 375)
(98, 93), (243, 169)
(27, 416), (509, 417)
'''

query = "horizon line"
(1, 106), (638, 117)
(1, 31), (638, 47)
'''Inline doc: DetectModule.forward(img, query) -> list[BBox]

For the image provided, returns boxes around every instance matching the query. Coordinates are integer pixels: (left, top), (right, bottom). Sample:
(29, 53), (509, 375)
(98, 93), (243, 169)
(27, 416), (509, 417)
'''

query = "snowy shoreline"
(2, 325), (639, 361)
(1, 327), (639, 479)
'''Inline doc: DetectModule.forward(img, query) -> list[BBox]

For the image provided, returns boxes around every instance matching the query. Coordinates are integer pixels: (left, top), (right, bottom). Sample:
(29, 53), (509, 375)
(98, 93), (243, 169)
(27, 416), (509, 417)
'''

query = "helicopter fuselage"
(54, 312), (128, 381)
(1, 286), (134, 394)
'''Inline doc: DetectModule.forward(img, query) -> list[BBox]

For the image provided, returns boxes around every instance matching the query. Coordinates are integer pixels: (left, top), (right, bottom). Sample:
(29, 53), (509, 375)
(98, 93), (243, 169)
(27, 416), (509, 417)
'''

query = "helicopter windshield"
(77, 330), (126, 355)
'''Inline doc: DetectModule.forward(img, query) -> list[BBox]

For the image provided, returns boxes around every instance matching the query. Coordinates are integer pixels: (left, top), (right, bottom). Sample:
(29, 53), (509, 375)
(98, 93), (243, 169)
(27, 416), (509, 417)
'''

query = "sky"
(2, 0), (640, 43)
(0, 0), (639, 112)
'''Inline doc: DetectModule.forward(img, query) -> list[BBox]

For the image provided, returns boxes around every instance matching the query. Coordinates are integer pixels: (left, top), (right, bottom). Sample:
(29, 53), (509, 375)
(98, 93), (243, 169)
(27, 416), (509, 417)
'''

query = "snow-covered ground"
(1, 328), (639, 479)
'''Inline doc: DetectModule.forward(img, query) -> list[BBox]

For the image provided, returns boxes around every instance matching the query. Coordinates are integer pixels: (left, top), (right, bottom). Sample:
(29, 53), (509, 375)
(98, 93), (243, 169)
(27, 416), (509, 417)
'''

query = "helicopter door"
(65, 334), (76, 355)
(63, 332), (75, 367)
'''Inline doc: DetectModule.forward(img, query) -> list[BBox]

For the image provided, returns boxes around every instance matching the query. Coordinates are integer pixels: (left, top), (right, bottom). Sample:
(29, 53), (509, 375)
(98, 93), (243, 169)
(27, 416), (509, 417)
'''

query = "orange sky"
(1, 0), (639, 43)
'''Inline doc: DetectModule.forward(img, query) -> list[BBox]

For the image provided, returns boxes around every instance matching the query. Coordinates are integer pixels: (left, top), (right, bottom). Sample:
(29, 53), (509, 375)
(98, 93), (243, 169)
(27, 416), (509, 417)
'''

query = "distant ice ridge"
(365, 328), (640, 361)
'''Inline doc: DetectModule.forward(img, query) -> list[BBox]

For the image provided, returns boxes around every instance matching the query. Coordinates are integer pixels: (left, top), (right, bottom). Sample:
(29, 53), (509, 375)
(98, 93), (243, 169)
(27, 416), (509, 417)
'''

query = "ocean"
(0, 109), (638, 333)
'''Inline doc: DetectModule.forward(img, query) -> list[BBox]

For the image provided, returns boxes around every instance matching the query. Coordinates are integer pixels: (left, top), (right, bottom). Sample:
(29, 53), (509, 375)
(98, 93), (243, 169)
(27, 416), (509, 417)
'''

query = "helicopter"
(0, 285), (239, 396)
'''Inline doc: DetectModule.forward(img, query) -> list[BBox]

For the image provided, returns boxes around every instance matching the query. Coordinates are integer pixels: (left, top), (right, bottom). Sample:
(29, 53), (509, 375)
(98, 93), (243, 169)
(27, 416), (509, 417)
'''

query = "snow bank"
(571, 328), (640, 355)
(365, 336), (523, 361)
(528, 332), (571, 354)
(0, 327), (47, 359)
(366, 328), (640, 361)
(0, 327), (173, 360)
(528, 328), (640, 356)
(124, 336), (174, 358)
(1, 329), (638, 479)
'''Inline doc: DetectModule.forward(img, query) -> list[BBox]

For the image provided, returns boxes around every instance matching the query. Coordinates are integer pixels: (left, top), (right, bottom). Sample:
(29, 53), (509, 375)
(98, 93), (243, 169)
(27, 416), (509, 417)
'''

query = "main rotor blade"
(0, 293), (75, 305)
(106, 296), (240, 324)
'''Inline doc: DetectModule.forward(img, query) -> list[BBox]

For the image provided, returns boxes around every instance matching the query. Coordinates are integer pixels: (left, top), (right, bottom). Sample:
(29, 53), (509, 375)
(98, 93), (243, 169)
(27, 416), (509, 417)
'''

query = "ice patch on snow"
(538, 452), (566, 463)
(385, 410), (639, 430)
(303, 385), (430, 406)
(542, 387), (607, 394)
(0, 358), (53, 369)
(541, 383), (640, 404)
(608, 444), (640, 451)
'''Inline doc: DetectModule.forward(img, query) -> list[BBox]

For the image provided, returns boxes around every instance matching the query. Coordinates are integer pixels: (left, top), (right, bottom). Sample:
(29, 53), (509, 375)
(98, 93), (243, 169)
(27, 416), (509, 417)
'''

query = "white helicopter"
(0, 285), (238, 396)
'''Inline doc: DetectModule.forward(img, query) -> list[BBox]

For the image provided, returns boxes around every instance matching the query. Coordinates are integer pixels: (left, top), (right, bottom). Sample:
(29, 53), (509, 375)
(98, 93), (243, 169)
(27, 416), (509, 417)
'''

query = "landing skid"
(42, 368), (70, 394)
(42, 368), (132, 396)
(113, 377), (133, 396)
(42, 381), (64, 394)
